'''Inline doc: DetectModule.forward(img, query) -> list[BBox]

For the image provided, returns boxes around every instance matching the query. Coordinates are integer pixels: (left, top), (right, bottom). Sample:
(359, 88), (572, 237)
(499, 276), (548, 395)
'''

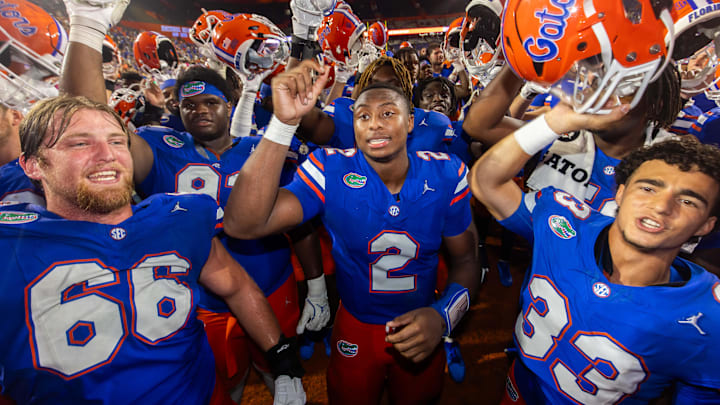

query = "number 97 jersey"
(0, 194), (220, 404)
(500, 187), (720, 404)
(285, 148), (472, 324)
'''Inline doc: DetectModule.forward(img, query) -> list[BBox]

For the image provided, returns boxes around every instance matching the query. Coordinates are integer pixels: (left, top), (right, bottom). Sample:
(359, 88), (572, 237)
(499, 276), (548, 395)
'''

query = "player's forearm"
(462, 65), (524, 144)
(227, 280), (283, 352)
(445, 228), (480, 298)
(291, 225), (324, 280)
(454, 70), (470, 100)
(60, 42), (107, 104)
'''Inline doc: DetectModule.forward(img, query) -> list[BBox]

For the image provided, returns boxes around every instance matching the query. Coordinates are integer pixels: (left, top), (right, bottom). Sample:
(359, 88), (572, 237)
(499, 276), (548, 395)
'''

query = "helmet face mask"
(133, 31), (179, 82)
(0, 0), (66, 113)
(443, 17), (464, 62)
(460, 1), (503, 86)
(212, 13), (289, 80)
(108, 86), (145, 128)
(502, 0), (675, 114)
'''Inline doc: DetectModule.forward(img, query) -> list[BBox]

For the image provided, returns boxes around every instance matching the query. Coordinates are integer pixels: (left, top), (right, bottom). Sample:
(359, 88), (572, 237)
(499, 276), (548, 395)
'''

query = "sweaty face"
(353, 88), (413, 163)
(29, 109), (134, 214)
(418, 81), (452, 116)
(613, 160), (718, 253)
(179, 93), (231, 142)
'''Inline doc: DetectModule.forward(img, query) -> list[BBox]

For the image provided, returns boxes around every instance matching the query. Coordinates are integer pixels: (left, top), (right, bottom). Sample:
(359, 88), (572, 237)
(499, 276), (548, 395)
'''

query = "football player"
(0, 95), (304, 405)
(223, 59), (480, 405)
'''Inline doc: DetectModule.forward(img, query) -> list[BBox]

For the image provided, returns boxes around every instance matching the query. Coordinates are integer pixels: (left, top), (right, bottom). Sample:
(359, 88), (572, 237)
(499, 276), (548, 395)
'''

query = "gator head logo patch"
(180, 81), (205, 98)
(163, 135), (185, 148)
(337, 340), (358, 357)
(0, 211), (38, 224)
(343, 172), (367, 189)
(548, 215), (576, 239)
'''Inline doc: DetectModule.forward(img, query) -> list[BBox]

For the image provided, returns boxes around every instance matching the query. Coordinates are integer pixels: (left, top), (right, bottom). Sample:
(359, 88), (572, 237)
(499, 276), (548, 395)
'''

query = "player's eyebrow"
(635, 178), (709, 206)
(355, 101), (400, 110)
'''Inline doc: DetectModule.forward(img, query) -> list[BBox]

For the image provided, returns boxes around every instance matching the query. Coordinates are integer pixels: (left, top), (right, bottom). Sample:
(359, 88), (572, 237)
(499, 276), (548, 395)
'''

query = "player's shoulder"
(322, 96), (354, 116)
(532, 186), (605, 224)
(137, 192), (219, 219)
(413, 107), (452, 128)
(412, 151), (465, 178)
(0, 202), (50, 235)
(136, 125), (192, 149)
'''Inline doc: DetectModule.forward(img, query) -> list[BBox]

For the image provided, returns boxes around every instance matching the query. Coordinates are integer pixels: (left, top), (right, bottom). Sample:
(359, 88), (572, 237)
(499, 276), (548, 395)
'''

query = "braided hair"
(354, 56), (414, 102)
(642, 63), (683, 129)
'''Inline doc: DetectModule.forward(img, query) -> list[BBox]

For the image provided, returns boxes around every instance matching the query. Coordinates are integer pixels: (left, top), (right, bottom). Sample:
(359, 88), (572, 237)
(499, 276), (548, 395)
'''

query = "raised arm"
(224, 60), (330, 239)
(60, 0), (154, 185)
(461, 64), (525, 145)
(470, 103), (630, 220)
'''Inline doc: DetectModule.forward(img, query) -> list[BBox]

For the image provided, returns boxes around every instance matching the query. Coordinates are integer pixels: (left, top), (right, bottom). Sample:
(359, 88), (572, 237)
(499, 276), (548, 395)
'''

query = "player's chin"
(77, 179), (133, 213)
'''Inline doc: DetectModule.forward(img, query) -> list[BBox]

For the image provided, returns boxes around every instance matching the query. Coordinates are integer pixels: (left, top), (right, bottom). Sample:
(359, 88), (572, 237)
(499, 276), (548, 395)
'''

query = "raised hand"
(271, 60), (330, 126)
(385, 307), (446, 363)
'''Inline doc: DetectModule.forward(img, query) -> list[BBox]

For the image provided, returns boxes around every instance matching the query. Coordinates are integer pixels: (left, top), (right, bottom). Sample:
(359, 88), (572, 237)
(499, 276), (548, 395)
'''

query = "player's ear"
(406, 111), (414, 133)
(614, 184), (625, 206)
(694, 215), (716, 238)
(19, 154), (42, 181)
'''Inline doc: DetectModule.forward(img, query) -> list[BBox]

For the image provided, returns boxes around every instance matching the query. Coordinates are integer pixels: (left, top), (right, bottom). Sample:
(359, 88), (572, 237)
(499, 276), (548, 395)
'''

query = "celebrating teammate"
(224, 60), (480, 404)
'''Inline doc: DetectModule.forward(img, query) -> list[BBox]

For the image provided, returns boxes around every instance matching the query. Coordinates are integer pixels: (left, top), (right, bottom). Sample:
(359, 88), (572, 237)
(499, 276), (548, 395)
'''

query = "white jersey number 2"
(515, 275), (647, 404)
(27, 254), (193, 378)
(369, 231), (418, 292)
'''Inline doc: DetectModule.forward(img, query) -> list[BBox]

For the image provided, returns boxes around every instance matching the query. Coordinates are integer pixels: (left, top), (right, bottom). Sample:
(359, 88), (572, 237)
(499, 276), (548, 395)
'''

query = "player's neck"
(592, 120), (647, 160)
(606, 223), (677, 286)
(366, 151), (409, 195)
(197, 134), (233, 157)
(46, 198), (133, 225)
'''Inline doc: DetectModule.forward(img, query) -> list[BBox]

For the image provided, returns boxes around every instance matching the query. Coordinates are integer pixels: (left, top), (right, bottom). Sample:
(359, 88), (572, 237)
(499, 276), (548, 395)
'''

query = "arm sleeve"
(498, 191), (537, 243)
(673, 382), (720, 405)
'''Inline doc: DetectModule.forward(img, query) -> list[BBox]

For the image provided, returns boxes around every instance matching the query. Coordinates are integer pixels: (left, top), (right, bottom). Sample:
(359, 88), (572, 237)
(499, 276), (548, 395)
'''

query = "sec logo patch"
(593, 282), (611, 298)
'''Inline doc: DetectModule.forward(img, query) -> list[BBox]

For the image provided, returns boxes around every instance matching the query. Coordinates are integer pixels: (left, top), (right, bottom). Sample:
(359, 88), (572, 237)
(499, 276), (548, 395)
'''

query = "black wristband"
(265, 334), (305, 378)
(137, 103), (164, 126)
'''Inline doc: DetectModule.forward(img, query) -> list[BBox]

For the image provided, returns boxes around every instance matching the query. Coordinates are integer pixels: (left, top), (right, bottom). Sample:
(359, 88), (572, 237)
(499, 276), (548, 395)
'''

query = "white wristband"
(306, 275), (327, 297)
(263, 116), (298, 146)
(68, 24), (105, 53)
(230, 91), (257, 138)
(513, 114), (560, 156)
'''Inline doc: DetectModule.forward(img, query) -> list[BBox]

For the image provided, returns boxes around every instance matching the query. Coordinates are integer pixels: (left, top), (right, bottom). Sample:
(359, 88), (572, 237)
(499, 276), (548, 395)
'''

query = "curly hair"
(354, 56), (414, 102)
(615, 138), (720, 219)
(641, 63), (683, 129)
(413, 76), (457, 116)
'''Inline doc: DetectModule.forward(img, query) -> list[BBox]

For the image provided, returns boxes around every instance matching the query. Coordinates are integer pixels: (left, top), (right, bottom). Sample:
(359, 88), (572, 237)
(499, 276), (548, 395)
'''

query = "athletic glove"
(290, 0), (336, 41)
(273, 375), (306, 405)
(64, 0), (130, 51)
(296, 275), (330, 334)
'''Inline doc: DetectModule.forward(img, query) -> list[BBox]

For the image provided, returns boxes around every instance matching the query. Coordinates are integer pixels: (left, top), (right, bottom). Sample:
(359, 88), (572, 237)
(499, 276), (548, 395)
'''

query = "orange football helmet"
(0, 0), (67, 112)
(460, 0), (503, 86)
(399, 41), (412, 49)
(443, 17), (465, 62)
(211, 13), (289, 80)
(133, 31), (178, 81)
(316, 8), (365, 68)
(367, 21), (388, 50)
(502, 0), (675, 113)
(108, 85), (145, 128)
(670, 0), (720, 96)
(189, 9), (233, 59)
(103, 35), (121, 82)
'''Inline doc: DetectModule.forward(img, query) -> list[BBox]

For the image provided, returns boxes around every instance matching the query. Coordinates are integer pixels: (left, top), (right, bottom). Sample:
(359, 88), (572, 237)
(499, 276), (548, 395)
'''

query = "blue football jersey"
(285, 148), (472, 324)
(0, 194), (220, 404)
(449, 120), (473, 164)
(322, 97), (454, 153)
(500, 187), (720, 404)
(669, 103), (703, 136)
(135, 126), (293, 302)
(0, 159), (45, 205)
(689, 107), (720, 147)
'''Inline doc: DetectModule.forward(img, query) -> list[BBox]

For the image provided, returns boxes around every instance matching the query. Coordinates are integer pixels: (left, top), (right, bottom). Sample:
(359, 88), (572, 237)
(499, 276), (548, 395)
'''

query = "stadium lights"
(388, 26), (448, 36)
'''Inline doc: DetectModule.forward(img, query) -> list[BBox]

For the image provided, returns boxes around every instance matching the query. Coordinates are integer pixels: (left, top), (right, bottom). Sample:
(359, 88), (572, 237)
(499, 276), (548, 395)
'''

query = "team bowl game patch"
(163, 135), (185, 148)
(548, 215), (576, 239)
(180, 81), (206, 98)
(0, 211), (38, 224)
(337, 340), (358, 357)
(593, 282), (611, 298)
(343, 172), (367, 189)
